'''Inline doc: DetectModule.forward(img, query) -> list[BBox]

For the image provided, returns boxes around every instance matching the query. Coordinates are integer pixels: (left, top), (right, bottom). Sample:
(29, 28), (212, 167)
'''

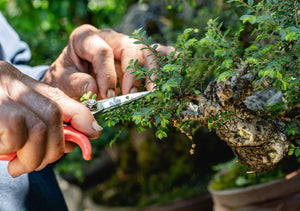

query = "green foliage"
(210, 157), (300, 190)
(80, 91), (97, 105)
(97, 1), (298, 145)
(165, 0), (197, 11)
(289, 139), (300, 157)
(104, 0), (299, 143)
(0, 0), (136, 65)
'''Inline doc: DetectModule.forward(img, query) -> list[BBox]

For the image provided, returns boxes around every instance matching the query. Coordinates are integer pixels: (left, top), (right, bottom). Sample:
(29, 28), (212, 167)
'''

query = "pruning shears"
(0, 91), (150, 162)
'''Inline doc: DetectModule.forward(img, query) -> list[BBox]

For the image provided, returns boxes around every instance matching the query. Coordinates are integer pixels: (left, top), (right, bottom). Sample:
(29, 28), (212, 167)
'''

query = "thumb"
(16, 63), (102, 139)
(44, 64), (99, 101)
(27, 78), (102, 139)
(45, 86), (103, 139)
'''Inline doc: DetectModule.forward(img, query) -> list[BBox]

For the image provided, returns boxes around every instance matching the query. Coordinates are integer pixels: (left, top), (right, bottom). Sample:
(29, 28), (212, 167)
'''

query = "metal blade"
(92, 91), (150, 117)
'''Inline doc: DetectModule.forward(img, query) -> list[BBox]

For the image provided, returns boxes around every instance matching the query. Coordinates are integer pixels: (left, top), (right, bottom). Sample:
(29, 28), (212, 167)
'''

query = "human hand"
(43, 25), (174, 100)
(0, 61), (102, 177)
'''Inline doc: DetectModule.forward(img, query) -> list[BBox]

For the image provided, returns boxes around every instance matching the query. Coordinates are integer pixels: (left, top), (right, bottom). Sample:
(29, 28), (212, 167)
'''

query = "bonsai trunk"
(175, 70), (291, 172)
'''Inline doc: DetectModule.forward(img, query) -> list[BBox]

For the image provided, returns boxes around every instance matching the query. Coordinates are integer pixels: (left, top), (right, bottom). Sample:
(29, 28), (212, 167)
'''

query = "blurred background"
(0, 0), (244, 210)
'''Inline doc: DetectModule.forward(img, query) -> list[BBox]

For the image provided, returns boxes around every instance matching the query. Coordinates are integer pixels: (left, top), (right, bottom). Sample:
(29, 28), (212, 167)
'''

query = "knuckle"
(76, 24), (95, 32)
(97, 46), (113, 58)
(5, 111), (27, 150)
(8, 111), (26, 131)
(45, 100), (62, 124)
(46, 86), (64, 100)
(31, 121), (47, 138)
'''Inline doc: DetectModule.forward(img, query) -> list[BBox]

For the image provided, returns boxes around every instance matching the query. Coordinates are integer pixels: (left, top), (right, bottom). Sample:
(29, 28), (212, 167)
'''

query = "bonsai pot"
(209, 169), (300, 211)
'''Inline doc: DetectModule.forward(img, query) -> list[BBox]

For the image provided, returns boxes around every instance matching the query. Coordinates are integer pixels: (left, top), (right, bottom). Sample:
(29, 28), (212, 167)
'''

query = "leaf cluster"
(98, 0), (299, 144)
(101, 0), (300, 143)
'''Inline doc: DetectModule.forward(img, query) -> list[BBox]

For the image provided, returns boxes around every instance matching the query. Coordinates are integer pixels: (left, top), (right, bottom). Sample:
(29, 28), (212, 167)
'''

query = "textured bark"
(176, 70), (289, 172)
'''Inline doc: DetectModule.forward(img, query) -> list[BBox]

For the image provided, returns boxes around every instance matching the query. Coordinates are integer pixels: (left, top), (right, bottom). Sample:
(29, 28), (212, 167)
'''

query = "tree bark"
(176, 70), (289, 172)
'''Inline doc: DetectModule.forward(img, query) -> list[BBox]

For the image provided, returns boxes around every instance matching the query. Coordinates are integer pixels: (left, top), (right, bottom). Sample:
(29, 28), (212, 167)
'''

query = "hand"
(43, 25), (174, 100)
(0, 61), (102, 177)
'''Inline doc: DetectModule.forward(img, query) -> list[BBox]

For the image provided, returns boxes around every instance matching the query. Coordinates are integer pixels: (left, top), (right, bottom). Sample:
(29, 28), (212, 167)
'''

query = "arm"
(0, 14), (102, 177)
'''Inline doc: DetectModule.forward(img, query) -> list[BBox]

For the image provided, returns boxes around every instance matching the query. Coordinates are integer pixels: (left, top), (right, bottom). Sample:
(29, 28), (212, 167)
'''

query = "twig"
(294, 0), (299, 27)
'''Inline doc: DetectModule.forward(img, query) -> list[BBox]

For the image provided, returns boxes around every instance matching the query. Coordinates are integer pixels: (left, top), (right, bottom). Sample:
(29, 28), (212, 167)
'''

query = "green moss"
(210, 157), (300, 191)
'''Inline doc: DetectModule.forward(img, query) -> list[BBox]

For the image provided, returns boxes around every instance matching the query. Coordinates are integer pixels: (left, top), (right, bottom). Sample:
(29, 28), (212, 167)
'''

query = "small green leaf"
(134, 40), (143, 44)
(288, 148), (294, 155)
(134, 59), (139, 68)
(152, 44), (158, 51)
(218, 71), (236, 82)
(208, 123), (212, 132)
(240, 15), (257, 24)
(156, 130), (167, 139)
(222, 59), (233, 69)
(146, 37), (152, 45)
(295, 148), (300, 157)
(214, 122), (218, 131)
(86, 91), (92, 99)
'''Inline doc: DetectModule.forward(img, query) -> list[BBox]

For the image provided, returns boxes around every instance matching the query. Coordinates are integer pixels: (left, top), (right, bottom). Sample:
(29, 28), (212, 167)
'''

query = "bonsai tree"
(100, 0), (299, 173)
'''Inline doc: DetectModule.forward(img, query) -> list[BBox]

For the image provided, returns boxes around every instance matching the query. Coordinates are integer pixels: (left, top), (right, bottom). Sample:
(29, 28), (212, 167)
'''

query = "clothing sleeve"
(0, 13), (48, 81)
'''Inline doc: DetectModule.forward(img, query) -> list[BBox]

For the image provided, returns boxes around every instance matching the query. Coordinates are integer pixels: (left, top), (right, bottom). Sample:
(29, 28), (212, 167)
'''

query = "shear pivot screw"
(86, 99), (98, 111)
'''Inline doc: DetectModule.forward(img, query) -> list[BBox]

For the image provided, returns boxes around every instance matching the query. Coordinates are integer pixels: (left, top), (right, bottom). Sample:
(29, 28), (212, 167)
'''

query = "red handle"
(63, 125), (92, 160)
(0, 125), (92, 161)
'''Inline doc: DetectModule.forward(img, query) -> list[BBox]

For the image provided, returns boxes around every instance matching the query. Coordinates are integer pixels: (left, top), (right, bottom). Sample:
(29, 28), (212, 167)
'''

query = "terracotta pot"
(209, 169), (300, 211)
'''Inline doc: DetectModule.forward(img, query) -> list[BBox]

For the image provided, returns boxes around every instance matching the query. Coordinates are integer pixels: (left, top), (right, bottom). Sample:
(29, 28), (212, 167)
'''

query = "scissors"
(0, 91), (150, 162)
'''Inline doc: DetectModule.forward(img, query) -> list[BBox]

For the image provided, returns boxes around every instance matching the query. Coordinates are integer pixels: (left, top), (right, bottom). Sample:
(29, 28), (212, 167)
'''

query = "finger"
(5, 79), (65, 169)
(14, 64), (102, 140)
(120, 45), (144, 94)
(0, 97), (49, 177)
(114, 60), (122, 95)
(145, 44), (176, 91)
(1, 64), (65, 168)
(37, 85), (102, 139)
(71, 25), (117, 98)
(46, 63), (98, 100)
(154, 44), (176, 56)
(8, 120), (47, 177)
(0, 104), (27, 154)
(143, 48), (158, 91)
(65, 142), (76, 153)
(97, 29), (146, 94)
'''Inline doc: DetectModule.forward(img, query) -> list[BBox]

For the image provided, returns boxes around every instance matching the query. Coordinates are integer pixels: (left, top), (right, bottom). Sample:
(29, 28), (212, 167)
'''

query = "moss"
(210, 157), (300, 191)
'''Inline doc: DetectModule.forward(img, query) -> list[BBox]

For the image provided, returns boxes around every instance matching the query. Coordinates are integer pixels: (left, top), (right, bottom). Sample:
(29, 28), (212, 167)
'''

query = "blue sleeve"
(0, 13), (48, 81)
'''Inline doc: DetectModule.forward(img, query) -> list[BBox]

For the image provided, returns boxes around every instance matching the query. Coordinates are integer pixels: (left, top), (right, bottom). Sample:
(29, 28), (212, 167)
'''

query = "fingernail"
(107, 89), (115, 98)
(92, 121), (103, 132)
(84, 82), (89, 94)
(130, 87), (138, 93)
